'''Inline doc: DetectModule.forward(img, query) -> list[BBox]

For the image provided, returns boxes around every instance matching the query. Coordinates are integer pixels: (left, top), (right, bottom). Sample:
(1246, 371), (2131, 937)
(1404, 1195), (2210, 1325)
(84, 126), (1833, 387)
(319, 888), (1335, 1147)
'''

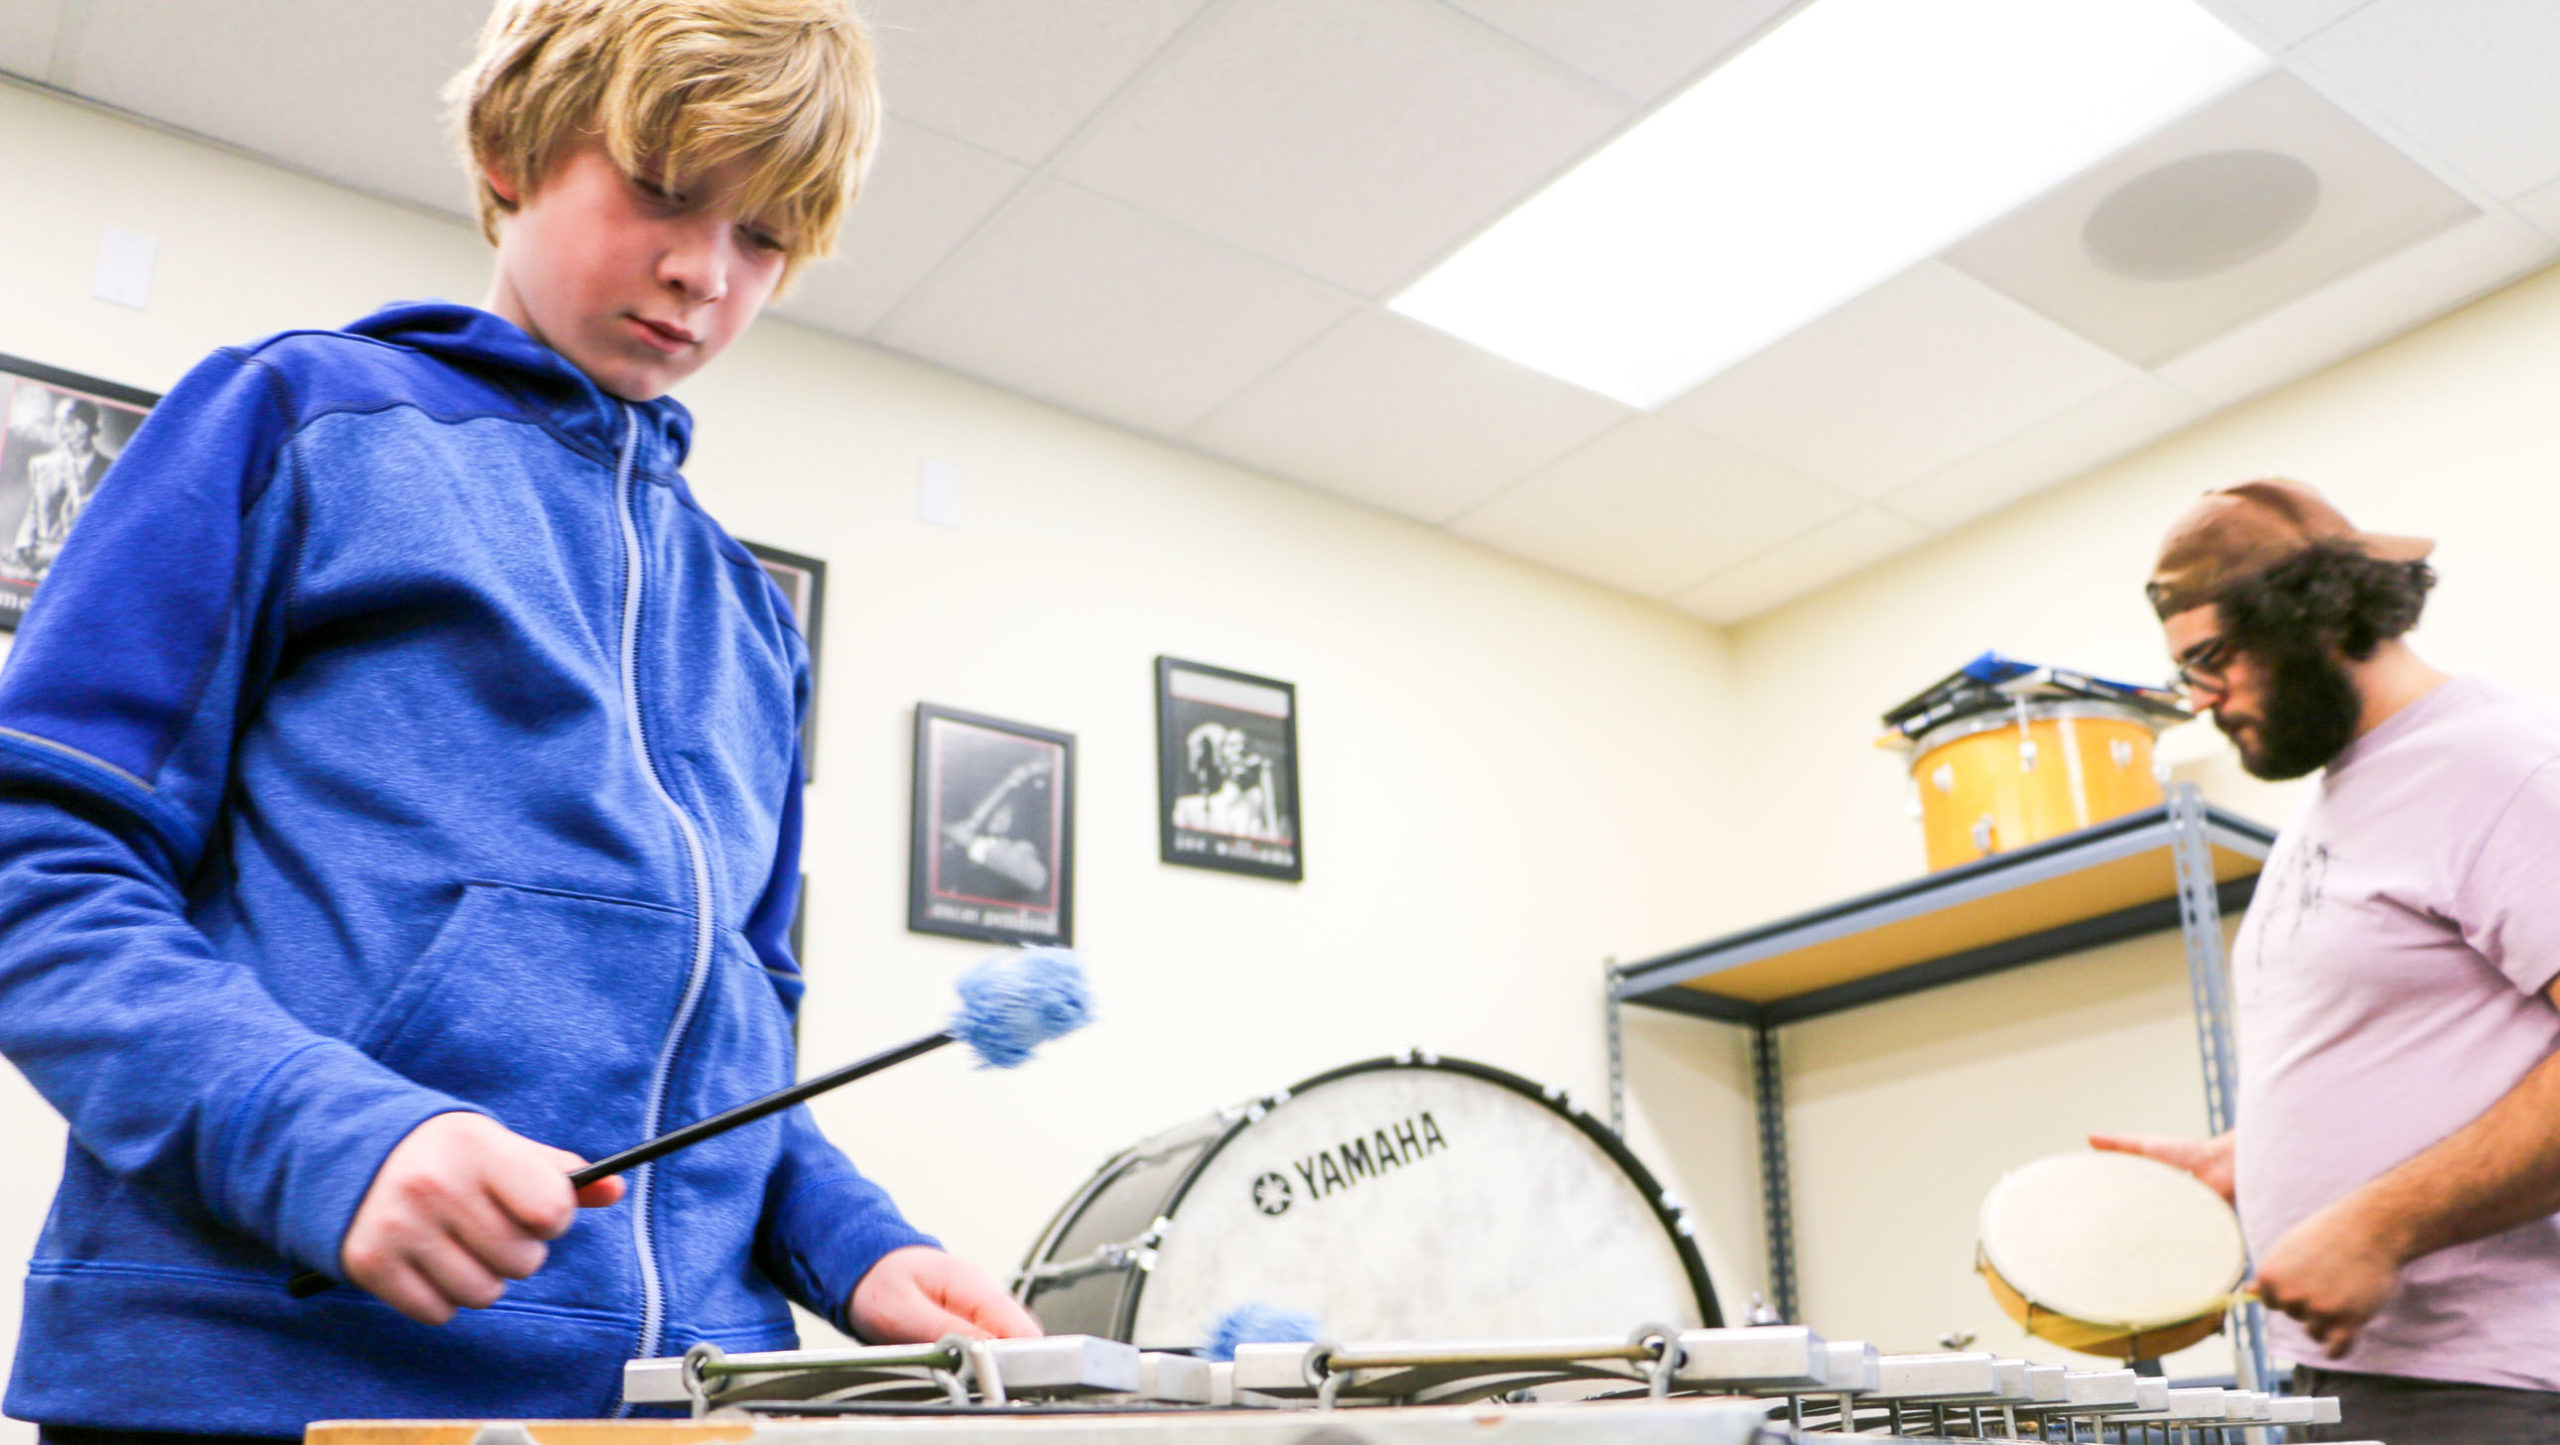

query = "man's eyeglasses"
(2169, 635), (2237, 694)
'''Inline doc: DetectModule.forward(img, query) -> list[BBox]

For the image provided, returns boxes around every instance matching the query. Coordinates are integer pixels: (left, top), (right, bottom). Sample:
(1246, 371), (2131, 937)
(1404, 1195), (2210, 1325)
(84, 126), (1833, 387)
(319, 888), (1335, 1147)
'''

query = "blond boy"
(0, 4), (1028, 1438)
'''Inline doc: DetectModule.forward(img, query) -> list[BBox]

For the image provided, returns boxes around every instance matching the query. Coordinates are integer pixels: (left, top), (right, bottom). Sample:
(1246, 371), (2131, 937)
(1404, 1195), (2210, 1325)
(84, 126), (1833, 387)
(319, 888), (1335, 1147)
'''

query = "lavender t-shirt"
(2236, 674), (2560, 1389)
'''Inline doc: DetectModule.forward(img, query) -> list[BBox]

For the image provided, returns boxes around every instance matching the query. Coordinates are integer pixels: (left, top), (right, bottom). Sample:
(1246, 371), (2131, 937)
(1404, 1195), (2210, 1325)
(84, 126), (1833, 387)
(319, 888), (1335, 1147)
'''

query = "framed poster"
(1155, 656), (1302, 881)
(744, 541), (827, 781)
(909, 704), (1074, 946)
(0, 354), (159, 631)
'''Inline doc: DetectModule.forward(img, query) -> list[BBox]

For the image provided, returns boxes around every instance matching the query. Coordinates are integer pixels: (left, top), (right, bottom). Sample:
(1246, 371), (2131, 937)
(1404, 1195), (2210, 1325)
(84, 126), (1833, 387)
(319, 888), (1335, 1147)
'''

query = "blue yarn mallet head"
(1205, 1302), (1325, 1361)
(950, 946), (1093, 1068)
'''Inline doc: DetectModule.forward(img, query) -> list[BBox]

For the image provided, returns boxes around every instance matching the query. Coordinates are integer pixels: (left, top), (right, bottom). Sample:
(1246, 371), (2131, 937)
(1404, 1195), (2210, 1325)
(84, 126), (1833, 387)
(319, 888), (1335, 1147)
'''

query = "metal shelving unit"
(1605, 783), (2275, 1383)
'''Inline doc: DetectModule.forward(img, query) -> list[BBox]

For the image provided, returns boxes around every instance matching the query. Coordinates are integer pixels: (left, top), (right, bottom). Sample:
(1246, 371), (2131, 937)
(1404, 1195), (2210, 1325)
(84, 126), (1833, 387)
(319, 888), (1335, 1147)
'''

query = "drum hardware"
(1126, 1116), (1238, 1169)
(1014, 1227), (1166, 1288)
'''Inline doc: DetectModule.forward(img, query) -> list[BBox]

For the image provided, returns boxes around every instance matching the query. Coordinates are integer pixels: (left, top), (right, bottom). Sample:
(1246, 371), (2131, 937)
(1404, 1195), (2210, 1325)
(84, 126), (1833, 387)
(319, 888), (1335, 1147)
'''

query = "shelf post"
(1751, 1016), (1799, 1323)
(2166, 782), (2269, 1401)
(1604, 957), (1626, 1136)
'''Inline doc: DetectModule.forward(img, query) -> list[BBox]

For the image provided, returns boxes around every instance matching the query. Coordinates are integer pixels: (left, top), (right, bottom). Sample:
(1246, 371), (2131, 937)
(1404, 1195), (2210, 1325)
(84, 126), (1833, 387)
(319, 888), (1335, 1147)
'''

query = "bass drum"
(1016, 1053), (1720, 1349)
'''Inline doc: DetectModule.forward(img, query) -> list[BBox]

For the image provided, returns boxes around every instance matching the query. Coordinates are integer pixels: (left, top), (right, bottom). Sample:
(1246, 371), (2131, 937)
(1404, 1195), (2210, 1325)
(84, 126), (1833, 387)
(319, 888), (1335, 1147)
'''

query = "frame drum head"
(1978, 1151), (2244, 1355)
(1022, 1056), (1718, 1349)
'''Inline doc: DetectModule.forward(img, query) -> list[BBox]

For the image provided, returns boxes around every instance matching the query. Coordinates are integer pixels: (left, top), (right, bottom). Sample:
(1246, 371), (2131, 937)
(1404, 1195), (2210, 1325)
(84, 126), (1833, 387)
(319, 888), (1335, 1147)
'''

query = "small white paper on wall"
(93, 227), (156, 310)
(920, 459), (960, 528)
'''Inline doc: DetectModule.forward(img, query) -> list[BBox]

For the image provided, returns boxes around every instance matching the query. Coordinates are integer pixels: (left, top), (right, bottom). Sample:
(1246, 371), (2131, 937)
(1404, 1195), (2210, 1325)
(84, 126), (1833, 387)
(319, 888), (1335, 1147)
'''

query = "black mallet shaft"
(285, 944), (1091, 1300)
(286, 1032), (957, 1298)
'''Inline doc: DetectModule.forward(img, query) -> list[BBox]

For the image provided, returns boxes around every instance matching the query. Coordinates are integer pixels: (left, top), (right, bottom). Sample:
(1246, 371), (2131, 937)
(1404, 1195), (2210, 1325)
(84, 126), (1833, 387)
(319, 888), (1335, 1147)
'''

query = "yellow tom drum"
(1977, 1151), (2247, 1361)
(1909, 701), (2165, 872)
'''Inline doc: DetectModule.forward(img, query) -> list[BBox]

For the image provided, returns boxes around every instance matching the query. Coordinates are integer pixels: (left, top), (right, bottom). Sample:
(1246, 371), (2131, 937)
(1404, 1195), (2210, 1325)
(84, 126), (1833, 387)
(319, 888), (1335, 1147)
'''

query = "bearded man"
(2095, 479), (2560, 1443)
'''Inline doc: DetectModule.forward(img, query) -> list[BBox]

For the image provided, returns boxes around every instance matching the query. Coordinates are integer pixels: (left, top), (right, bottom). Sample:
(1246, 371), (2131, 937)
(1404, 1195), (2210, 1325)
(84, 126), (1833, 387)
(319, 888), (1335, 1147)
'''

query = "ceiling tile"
(1448, 414), (1853, 598)
(2295, 0), (2560, 199)
(0, 0), (64, 79)
(2157, 212), (2558, 408)
(1186, 309), (1627, 524)
(773, 119), (1027, 337)
(2193, 0), (2376, 50)
(1659, 263), (2139, 498)
(864, 0), (1208, 167)
(61, 0), (483, 216)
(1671, 507), (1933, 625)
(1050, 0), (1629, 296)
(1947, 71), (2473, 369)
(2515, 175), (2560, 245)
(871, 179), (1355, 437)
(1880, 378), (2204, 531)
(1443, 0), (1799, 103)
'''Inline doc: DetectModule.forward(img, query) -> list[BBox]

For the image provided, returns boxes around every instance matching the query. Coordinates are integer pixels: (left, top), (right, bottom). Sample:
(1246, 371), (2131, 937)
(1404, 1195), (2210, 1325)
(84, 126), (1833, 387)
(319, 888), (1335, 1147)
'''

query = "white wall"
(0, 78), (1770, 1431)
(1722, 257), (2560, 1371)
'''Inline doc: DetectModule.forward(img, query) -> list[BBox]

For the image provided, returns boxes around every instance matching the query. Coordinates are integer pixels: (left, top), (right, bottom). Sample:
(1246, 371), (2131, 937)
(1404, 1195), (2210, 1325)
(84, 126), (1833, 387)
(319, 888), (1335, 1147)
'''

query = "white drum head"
(1126, 1062), (1710, 1346)
(1979, 1152), (2245, 1327)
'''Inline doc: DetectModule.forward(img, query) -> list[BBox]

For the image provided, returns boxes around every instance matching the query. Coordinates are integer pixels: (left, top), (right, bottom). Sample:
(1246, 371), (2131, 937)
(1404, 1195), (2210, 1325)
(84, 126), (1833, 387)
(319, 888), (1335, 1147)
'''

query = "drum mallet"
(287, 945), (1093, 1299)
(1206, 1302), (1325, 1360)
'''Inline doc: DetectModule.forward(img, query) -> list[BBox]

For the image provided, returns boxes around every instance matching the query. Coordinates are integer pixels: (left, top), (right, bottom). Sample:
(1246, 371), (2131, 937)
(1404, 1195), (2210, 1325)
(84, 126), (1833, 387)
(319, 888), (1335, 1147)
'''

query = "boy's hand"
(849, 1245), (1041, 1342)
(2089, 1129), (2237, 1205)
(340, 1110), (624, 1325)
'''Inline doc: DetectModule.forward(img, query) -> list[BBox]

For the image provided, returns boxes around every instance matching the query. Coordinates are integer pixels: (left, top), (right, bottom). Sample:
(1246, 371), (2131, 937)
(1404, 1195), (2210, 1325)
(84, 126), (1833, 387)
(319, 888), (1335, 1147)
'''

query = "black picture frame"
(744, 541), (826, 781)
(0, 353), (160, 632)
(909, 704), (1075, 946)
(1155, 656), (1303, 881)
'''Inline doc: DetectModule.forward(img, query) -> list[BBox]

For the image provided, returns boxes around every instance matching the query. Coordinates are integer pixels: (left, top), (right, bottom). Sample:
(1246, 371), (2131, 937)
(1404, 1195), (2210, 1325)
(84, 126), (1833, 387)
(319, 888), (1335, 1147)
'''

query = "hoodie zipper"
(610, 405), (720, 1396)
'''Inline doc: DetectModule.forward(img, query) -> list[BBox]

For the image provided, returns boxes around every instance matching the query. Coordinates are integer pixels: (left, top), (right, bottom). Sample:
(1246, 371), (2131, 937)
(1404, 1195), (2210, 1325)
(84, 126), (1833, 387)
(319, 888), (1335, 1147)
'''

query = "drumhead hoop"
(1907, 699), (2167, 762)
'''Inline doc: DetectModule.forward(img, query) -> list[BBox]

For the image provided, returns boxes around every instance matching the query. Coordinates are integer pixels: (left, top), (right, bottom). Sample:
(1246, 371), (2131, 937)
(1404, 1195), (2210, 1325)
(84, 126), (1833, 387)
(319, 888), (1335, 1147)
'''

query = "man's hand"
(849, 1246), (1041, 1343)
(2089, 1130), (2236, 1204)
(2253, 1196), (2407, 1357)
(340, 1111), (623, 1325)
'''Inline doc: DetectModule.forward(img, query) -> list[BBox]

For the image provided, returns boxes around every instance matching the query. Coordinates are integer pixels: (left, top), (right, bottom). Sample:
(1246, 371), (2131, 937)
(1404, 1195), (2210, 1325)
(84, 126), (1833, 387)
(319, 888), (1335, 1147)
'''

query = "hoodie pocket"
(354, 880), (694, 1163)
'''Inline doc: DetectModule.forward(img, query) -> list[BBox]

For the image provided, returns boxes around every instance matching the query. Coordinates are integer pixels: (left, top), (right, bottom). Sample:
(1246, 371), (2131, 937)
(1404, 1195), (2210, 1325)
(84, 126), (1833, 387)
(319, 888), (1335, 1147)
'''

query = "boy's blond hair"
(451, 0), (878, 273)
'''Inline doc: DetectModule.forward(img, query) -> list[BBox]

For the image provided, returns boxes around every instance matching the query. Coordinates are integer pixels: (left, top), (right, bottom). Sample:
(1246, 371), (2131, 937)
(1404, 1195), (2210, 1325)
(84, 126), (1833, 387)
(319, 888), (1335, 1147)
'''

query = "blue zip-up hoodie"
(0, 302), (936, 1434)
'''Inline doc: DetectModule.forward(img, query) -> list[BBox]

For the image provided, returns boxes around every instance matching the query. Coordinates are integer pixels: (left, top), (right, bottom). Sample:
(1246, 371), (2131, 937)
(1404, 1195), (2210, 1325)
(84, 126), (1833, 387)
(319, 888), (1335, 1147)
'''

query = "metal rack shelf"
(1604, 785), (2275, 1382)
(1614, 799), (2273, 1027)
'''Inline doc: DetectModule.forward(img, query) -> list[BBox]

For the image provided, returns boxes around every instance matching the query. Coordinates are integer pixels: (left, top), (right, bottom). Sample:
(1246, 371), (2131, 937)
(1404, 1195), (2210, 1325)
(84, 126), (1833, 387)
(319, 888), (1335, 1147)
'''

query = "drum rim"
(1976, 1152), (2245, 1331)
(1907, 700), (2164, 765)
(1046, 1052), (1726, 1342)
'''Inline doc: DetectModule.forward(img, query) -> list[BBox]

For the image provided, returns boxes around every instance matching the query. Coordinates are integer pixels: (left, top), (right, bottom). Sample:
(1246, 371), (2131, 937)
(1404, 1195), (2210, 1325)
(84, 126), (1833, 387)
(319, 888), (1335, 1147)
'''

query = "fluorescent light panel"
(1390, 0), (2266, 409)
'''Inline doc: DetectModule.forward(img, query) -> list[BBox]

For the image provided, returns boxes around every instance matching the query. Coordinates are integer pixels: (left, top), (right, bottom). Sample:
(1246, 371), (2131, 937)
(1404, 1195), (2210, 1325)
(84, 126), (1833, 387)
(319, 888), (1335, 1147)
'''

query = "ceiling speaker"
(2082, 149), (2320, 282)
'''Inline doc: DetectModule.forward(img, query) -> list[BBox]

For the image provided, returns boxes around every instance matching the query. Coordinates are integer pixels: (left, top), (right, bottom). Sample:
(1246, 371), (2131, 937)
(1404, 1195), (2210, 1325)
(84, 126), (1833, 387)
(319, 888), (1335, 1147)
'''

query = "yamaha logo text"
(1250, 1112), (1450, 1215)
